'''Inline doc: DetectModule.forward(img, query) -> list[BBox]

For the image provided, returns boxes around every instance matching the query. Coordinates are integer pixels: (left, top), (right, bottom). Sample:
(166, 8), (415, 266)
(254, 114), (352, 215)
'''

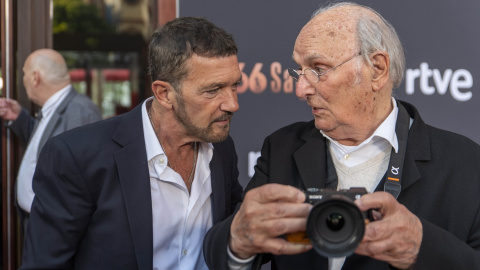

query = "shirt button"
(344, 154), (350, 160)
(183, 249), (187, 256)
(159, 157), (165, 164)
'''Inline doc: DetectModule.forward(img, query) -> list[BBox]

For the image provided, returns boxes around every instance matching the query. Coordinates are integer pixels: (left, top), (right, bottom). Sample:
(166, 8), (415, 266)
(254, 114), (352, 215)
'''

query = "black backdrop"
(180, 0), (480, 187)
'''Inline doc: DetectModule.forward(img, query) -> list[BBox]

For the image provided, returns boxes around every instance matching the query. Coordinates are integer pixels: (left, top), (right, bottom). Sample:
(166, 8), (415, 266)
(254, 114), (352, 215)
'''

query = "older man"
(0, 49), (101, 228)
(20, 17), (243, 270)
(204, 2), (480, 270)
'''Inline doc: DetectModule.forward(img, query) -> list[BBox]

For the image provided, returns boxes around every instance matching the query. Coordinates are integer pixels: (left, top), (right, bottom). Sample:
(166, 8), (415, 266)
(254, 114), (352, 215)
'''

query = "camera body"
(288, 187), (371, 257)
(304, 187), (367, 204)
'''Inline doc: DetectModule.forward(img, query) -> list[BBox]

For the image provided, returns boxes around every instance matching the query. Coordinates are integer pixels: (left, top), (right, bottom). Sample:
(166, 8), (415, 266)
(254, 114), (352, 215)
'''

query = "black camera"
(288, 187), (372, 257)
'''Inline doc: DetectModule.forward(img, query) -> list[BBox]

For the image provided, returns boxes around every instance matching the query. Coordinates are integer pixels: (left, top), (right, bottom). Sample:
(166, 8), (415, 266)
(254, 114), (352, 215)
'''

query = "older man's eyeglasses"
(288, 53), (362, 84)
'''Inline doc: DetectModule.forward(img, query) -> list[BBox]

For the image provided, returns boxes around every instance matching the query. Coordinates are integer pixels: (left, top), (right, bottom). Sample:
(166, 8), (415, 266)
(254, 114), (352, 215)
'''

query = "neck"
(147, 100), (198, 193)
(148, 99), (196, 154)
(330, 98), (393, 146)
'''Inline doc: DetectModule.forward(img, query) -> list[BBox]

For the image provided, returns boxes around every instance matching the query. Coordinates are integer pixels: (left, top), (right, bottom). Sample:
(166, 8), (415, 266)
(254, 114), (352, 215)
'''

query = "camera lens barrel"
(306, 194), (366, 257)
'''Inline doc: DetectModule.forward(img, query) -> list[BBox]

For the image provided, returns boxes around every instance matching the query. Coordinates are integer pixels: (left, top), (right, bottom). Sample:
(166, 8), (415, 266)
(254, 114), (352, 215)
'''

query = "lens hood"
(306, 194), (366, 257)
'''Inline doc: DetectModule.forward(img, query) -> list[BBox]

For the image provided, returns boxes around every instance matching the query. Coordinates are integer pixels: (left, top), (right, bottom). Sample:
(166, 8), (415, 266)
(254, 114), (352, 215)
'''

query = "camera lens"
(326, 213), (344, 231)
(306, 195), (365, 257)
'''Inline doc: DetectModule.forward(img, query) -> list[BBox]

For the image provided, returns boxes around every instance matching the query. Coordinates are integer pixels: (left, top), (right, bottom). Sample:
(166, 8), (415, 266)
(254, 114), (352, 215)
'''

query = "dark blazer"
(20, 103), (243, 270)
(9, 86), (102, 158)
(204, 100), (480, 270)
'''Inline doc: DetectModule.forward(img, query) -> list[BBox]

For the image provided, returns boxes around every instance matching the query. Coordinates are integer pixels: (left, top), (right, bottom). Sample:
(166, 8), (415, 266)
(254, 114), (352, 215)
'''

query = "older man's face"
(292, 9), (379, 145)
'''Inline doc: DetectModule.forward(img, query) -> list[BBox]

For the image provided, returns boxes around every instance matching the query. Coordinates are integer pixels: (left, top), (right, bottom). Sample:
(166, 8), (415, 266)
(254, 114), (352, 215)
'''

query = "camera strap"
(384, 102), (410, 199)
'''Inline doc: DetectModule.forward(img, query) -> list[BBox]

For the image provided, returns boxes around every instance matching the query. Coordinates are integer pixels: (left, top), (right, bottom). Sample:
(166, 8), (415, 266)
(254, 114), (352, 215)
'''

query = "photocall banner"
(180, 0), (480, 187)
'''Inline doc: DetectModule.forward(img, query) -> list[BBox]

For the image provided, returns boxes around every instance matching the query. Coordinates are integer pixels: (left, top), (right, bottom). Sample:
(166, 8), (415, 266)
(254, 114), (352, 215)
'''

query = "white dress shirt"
(142, 98), (214, 270)
(17, 85), (71, 213)
(323, 98), (399, 168)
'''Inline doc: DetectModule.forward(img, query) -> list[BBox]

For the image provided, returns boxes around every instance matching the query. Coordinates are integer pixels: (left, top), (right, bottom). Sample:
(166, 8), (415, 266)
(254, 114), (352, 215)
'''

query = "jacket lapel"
(293, 128), (328, 190)
(398, 101), (430, 193)
(37, 87), (76, 157)
(209, 148), (226, 224)
(113, 105), (153, 270)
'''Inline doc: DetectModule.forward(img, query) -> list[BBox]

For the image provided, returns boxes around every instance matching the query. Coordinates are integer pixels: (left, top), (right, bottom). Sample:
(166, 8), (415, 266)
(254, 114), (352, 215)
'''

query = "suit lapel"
(209, 148), (226, 224)
(293, 128), (328, 190)
(399, 150), (422, 192)
(113, 105), (153, 270)
(398, 101), (430, 193)
(37, 88), (76, 157)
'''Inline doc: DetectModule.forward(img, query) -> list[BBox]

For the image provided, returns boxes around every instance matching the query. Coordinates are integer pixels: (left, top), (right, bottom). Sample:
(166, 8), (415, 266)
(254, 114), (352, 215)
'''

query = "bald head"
(295, 5), (359, 64)
(301, 2), (405, 89)
(23, 49), (71, 106)
(26, 49), (70, 85)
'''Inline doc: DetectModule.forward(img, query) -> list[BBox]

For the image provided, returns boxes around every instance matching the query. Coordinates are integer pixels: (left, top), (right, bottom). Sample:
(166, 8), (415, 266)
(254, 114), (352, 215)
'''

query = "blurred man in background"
(0, 48), (101, 230)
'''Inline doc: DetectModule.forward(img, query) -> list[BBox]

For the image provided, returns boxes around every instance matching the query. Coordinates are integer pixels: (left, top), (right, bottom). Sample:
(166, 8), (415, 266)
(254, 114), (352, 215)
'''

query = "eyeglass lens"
(288, 68), (320, 83)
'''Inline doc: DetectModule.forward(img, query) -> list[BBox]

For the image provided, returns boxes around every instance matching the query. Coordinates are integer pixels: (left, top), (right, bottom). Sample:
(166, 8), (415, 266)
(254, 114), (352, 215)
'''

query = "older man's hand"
(355, 191), (423, 269)
(229, 183), (313, 259)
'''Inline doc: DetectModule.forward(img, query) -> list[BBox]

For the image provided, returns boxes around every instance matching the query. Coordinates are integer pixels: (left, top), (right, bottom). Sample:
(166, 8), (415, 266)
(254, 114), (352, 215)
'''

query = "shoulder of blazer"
(266, 120), (320, 146)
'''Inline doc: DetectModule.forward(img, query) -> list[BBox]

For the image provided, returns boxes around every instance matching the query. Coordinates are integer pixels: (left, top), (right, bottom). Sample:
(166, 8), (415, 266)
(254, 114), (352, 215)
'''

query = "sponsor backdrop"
(179, 0), (480, 188)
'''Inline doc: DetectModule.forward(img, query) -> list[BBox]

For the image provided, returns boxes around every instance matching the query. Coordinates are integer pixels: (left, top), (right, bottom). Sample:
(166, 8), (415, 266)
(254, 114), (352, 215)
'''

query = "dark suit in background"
(10, 86), (101, 226)
(9, 86), (101, 157)
(20, 103), (242, 269)
(0, 48), (102, 226)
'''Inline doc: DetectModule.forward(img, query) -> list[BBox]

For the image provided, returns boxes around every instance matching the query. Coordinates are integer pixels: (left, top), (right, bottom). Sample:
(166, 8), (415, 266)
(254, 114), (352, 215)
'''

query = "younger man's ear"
(151, 80), (174, 109)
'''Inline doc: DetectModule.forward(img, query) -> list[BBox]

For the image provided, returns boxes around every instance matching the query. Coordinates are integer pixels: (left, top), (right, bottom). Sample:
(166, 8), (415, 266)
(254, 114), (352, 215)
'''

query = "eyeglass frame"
(288, 52), (362, 84)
